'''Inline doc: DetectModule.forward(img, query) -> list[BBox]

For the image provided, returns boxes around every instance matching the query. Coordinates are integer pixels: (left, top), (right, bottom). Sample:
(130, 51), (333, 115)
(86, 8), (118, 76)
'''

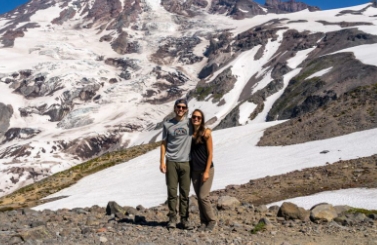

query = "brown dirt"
(214, 155), (377, 206)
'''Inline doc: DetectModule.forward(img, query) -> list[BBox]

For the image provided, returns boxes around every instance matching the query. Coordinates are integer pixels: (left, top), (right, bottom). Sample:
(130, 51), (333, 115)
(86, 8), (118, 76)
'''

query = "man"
(160, 98), (193, 229)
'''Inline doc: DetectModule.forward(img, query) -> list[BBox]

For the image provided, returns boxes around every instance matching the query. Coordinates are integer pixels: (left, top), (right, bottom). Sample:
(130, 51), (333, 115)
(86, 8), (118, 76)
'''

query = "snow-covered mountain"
(0, 0), (376, 197)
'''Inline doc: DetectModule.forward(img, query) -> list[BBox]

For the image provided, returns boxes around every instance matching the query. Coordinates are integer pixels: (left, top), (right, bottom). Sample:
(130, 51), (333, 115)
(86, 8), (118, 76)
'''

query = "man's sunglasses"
(176, 105), (187, 110)
(192, 115), (202, 120)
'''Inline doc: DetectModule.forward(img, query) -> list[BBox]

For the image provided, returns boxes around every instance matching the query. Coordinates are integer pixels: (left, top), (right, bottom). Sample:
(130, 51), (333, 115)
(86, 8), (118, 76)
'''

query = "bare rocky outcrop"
(110, 31), (141, 54)
(259, 84), (377, 146)
(51, 7), (77, 25)
(308, 28), (377, 59)
(0, 103), (13, 137)
(191, 67), (237, 104)
(161, 0), (208, 17)
(265, 0), (320, 13)
(0, 29), (25, 47)
(209, 0), (266, 19)
(86, 0), (123, 22)
(232, 23), (283, 52)
(1, 128), (41, 145)
(198, 32), (233, 79)
(267, 53), (377, 121)
(214, 106), (240, 130)
(151, 36), (203, 65)
(316, 20), (373, 28)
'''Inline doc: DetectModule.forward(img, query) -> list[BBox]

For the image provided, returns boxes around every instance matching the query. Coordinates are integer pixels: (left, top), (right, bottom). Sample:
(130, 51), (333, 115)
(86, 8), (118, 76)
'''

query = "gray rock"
(278, 202), (309, 221)
(310, 203), (338, 223)
(0, 103), (13, 136)
(106, 201), (127, 216)
(17, 225), (54, 244)
(8, 235), (23, 245)
(86, 216), (100, 226)
(217, 196), (241, 210)
(255, 205), (268, 214)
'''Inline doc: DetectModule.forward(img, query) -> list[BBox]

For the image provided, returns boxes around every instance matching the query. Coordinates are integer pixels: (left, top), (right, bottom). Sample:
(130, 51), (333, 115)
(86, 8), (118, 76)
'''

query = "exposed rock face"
(52, 7), (77, 25)
(232, 23), (284, 52)
(151, 36), (203, 65)
(259, 84), (377, 146)
(1, 29), (25, 47)
(214, 106), (240, 130)
(0, 103), (13, 137)
(308, 29), (377, 59)
(87, 0), (123, 22)
(161, 0), (208, 17)
(209, 0), (266, 19)
(1, 128), (41, 145)
(144, 67), (190, 105)
(191, 67), (237, 103)
(265, 0), (320, 13)
(198, 32), (233, 79)
(111, 31), (141, 54)
(267, 53), (377, 121)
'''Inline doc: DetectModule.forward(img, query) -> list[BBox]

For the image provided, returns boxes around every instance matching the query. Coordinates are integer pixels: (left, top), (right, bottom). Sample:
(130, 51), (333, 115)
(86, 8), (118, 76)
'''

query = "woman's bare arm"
(203, 128), (213, 182)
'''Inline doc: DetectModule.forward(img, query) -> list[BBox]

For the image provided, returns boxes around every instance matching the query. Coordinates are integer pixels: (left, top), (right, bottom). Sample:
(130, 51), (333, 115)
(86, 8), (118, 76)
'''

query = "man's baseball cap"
(174, 98), (188, 107)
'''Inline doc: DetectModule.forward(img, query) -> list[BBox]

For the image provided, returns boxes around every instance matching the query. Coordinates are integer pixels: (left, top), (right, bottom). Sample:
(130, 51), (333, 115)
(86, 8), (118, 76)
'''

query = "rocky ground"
(0, 155), (376, 245)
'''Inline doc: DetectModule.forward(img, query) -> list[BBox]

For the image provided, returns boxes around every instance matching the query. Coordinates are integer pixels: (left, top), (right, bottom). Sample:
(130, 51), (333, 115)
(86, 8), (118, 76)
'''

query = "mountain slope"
(0, 1), (376, 197)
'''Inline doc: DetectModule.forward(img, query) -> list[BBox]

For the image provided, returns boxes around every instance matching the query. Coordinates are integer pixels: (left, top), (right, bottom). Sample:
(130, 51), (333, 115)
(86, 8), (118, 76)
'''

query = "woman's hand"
(160, 163), (166, 173)
(202, 171), (209, 182)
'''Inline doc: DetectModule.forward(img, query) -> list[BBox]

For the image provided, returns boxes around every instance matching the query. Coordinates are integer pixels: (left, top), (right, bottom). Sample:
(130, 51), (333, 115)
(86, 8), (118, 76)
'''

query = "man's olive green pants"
(166, 160), (191, 219)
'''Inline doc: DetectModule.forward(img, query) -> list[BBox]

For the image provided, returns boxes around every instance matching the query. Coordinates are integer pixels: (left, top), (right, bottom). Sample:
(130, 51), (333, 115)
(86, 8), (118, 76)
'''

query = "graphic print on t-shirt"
(174, 127), (187, 136)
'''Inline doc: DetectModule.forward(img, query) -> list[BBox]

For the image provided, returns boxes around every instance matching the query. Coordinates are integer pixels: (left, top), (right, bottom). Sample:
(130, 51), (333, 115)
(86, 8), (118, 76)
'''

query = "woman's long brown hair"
(192, 109), (206, 144)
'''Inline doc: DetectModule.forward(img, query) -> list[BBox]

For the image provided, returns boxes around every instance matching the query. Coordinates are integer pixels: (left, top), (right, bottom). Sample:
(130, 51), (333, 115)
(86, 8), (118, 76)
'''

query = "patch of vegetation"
(347, 208), (377, 216)
(0, 207), (14, 212)
(251, 221), (266, 234)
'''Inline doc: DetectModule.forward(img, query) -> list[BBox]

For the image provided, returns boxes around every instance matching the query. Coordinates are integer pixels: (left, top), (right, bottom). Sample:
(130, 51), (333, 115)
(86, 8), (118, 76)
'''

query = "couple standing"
(160, 98), (216, 231)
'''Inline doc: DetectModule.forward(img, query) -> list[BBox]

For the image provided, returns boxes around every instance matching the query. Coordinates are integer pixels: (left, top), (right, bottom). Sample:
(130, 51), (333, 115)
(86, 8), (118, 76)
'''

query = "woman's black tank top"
(190, 136), (214, 172)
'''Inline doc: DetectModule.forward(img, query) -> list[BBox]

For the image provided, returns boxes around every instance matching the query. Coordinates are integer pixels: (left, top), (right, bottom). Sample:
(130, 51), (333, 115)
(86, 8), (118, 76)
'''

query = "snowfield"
(34, 122), (377, 211)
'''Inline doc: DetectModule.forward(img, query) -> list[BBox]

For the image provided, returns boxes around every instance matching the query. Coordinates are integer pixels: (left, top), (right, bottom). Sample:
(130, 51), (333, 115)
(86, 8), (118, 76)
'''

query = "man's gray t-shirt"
(162, 118), (193, 162)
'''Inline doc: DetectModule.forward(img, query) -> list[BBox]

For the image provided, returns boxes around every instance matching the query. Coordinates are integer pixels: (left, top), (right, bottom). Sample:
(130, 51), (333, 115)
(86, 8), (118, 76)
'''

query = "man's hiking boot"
(167, 217), (177, 229)
(181, 218), (194, 230)
(206, 221), (217, 232)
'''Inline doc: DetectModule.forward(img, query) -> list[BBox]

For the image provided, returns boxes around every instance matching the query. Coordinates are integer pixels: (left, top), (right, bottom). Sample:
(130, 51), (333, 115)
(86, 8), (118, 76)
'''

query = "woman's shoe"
(197, 223), (207, 232)
(206, 221), (217, 232)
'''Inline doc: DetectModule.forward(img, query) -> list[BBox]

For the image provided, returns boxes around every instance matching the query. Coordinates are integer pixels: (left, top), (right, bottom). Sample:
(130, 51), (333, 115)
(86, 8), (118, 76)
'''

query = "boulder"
(277, 202), (309, 221)
(310, 203), (338, 223)
(106, 201), (127, 216)
(217, 196), (241, 210)
(17, 225), (54, 243)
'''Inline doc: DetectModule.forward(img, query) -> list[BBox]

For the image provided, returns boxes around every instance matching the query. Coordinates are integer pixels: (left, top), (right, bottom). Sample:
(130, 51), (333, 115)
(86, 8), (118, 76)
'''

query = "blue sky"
(0, 0), (371, 15)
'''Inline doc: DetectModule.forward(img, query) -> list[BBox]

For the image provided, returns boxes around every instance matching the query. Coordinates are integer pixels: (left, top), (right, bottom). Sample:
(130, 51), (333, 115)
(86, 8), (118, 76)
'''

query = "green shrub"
(251, 222), (266, 234)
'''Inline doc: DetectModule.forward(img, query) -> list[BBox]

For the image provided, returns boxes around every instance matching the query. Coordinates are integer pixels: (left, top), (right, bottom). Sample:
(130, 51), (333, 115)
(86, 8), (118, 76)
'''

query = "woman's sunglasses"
(192, 115), (202, 120)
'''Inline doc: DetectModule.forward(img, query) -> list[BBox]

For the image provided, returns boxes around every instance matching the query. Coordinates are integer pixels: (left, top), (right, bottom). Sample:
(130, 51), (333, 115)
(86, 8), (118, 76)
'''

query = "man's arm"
(160, 140), (167, 173)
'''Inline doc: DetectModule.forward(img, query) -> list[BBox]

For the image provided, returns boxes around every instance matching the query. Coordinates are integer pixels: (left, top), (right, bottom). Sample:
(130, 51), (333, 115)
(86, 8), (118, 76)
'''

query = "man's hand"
(160, 163), (166, 173)
(202, 171), (209, 182)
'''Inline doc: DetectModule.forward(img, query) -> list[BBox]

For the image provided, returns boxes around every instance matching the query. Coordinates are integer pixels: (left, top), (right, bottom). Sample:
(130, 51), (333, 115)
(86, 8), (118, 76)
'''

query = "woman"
(190, 109), (216, 232)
